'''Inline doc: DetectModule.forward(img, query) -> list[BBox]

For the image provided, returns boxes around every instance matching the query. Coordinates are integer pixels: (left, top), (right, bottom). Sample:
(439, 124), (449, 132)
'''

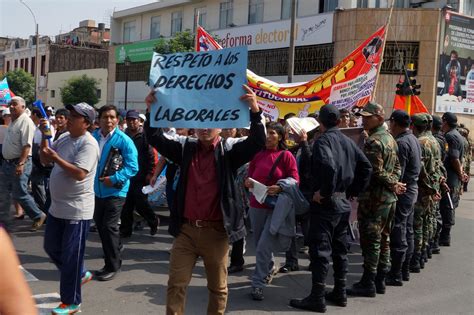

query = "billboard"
(436, 11), (474, 115)
(211, 13), (333, 51)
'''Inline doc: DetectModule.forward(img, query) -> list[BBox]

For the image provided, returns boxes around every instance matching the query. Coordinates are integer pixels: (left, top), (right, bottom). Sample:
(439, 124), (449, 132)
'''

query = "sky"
(0, 0), (153, 39)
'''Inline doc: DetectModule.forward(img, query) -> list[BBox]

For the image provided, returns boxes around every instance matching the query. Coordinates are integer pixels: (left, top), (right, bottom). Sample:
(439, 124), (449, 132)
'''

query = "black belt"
(2, 157), (20, 164)
(185, 219), (224, 228)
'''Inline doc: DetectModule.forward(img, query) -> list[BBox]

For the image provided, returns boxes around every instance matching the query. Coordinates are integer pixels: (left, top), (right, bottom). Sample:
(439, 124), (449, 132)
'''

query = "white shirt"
(2, 112), (35, 160)
(99, 128), (115, 154)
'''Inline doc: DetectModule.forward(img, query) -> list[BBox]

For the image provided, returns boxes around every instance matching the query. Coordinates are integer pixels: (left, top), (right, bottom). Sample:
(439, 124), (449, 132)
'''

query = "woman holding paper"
(245, 121), (299, 301)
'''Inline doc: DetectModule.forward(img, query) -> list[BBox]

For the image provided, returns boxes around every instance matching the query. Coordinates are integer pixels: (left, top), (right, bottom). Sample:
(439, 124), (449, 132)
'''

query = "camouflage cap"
(411, 113), (428, 126)
(432, 115), (442, 129)
(356, 101), (385, 117)
(422, 113), (433, 122)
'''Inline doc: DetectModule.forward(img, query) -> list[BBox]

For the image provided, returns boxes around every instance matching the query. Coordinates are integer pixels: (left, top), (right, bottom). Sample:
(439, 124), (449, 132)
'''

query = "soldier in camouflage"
(410, 114), (440, 273)
(347, 102), (404, 298)
(421, 114), (446, 264)
(458, 126), (471, 193)
(430, 115), (447, 254)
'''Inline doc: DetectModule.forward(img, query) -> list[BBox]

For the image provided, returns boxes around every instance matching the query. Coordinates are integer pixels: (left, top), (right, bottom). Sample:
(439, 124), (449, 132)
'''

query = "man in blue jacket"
(92, 105), (138, 281)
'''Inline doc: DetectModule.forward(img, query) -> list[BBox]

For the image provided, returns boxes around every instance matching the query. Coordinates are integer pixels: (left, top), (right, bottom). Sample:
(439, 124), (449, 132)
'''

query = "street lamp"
(19, 0), (39, 100)
(124, 56), (131, 110)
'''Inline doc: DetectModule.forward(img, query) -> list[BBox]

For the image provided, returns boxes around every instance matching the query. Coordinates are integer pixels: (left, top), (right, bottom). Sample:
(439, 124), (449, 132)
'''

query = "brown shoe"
(31, 214), (47, 231)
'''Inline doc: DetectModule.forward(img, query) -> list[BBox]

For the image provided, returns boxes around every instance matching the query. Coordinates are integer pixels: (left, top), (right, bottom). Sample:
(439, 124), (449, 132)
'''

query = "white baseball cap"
(138, 113), (147, 122)
(2, 108), (10, 115)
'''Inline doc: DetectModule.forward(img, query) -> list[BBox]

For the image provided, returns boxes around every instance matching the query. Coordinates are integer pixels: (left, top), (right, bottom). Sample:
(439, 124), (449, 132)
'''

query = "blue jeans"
(0, 158), (43, 227)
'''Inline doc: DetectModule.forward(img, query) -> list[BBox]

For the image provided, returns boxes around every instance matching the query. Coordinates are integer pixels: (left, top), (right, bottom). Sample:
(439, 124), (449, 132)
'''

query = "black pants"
(94, 196), (125, 272)
(120, 181), (158, 236)
(309, 211), (350, 285)
(285, 213), (310, 267)
(390, 184), (417, 273)
(230, 238), (245, 267)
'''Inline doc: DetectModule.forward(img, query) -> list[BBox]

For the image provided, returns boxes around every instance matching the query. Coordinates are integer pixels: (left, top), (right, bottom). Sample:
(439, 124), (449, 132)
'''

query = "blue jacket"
(93, 128), (138, 198)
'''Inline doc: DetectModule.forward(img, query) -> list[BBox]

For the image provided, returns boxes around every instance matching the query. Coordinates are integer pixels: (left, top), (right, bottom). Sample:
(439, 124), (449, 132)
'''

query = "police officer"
(347, 102), (404, 298)
(439, 112), (466, 246)
(289, 104), (372, 312)
(386, 110), (421, 286)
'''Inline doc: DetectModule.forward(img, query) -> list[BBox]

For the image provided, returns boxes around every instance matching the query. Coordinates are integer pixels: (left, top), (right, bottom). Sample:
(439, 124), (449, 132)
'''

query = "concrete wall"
(46, 68), (108, 108)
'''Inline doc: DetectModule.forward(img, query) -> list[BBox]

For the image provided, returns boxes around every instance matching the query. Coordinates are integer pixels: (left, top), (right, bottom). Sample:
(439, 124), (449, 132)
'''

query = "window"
(14, 59), (18, 69)
(31, 57), (35, 75)
(41, 55), (46, 76)
(171, 11), (183, 36)
(24, 58), (29, 72)
(194, 7), (207, 30)
(150, 16), (161, 39)
(281, 0), (291, 19)
(320, 0), (338, 13)
(248, 43), (334, 76)
(465, 0), (473, 16)
(6, 60), (10, 72)
(358, 0), (368, 7)
(248, 0), (264, 24)
(96, 89), (102, 99)
(20, 58), (24, 69)
(394, 0), (408, 8)
(50, 90), (55, 98)
(380, 41), (419, 74)
(219, 0), (233, 28)
(123, 21), (136, 43)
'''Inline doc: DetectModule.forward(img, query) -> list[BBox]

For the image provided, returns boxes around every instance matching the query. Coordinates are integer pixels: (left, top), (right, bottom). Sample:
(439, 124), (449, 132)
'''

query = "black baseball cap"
(442, 112), (457, 125)
(318, 104), (340, 126)
(389, 110), (410, 126)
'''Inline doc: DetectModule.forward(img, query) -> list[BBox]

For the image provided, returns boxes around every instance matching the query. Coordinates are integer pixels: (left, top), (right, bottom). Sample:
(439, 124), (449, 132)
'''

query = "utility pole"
(287, 0), (297, 83)
(19, 0), (39, 100)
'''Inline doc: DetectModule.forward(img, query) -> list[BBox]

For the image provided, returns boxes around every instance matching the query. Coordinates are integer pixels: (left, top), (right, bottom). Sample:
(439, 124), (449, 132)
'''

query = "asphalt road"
(11, 185), (474, 314)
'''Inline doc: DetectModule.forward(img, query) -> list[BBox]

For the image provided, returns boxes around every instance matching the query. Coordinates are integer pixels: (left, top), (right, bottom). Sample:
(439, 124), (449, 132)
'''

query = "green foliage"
(154, 30), (195, 54)
(60, 74), (100, 106)
(4, 69), (35, 105)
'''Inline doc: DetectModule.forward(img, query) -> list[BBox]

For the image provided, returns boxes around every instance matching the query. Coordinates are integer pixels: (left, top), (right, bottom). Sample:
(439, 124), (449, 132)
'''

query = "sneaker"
(81, 271), (93, 286)
(31, 214), (47, 231)
(264, 265), (279, 284)
(51, 303), (81, 314)
(251, 287), (264, 301)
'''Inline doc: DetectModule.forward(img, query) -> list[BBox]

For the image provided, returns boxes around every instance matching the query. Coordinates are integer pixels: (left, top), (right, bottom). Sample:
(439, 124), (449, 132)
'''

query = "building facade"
(108, 0), (473, 127)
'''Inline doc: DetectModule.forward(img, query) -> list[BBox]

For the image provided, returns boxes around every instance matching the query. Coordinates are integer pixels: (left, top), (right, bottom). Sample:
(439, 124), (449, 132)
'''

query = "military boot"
(290, 283), (326, 313)
(419, 250), (426, 269)
(325, 279), (347, 307)
(439, 227), (451, 246)
(431, 236), (441, 254)
(385, 271), (403, 286)
(347, 269), (376, 297)
(375, 267), (387, 294)
(427, 243), (433, 259)
(409, 252), (421, 273)
(401, 261), (410, 282)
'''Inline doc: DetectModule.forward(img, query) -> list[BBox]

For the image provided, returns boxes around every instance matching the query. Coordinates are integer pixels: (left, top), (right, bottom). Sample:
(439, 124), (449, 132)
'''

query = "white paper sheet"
(249, 177), (268, 204)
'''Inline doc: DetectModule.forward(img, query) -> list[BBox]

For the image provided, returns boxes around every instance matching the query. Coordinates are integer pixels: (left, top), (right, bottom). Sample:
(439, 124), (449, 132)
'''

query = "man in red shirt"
(144, 85), (265, 315)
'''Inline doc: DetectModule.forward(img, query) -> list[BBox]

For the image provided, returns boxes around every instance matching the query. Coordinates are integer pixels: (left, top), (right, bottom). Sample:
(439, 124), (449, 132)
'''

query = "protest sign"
(148, 46), (249, 128)
(0, 78), (14, 105)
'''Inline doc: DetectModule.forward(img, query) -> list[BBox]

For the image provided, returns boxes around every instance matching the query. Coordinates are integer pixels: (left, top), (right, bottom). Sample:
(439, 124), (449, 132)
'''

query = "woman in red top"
(245, 122), (299, 301)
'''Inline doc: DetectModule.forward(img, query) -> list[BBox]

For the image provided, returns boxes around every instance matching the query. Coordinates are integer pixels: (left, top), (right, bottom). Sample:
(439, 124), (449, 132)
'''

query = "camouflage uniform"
(412, 115), (439, 262)
(459, 128), (471, 193)
(358, 124), (400, 274)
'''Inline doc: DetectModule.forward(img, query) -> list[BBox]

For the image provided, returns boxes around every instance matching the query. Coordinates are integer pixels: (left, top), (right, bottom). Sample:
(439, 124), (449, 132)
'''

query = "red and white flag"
(195, 26), (222, 52)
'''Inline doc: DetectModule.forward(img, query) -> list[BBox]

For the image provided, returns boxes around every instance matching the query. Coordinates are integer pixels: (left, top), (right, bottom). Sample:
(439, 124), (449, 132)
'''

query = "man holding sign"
(145, 60), (265, 314)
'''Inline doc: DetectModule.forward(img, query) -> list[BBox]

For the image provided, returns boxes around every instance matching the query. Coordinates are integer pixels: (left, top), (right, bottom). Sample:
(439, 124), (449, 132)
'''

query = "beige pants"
(166, 223), (229, 315)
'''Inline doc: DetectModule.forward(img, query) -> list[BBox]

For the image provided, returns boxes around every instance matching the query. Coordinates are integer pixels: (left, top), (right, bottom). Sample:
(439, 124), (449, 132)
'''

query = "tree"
(4, 69), (35, 105)
(154, 30), (195, 54)
(61, 74), (100, 106)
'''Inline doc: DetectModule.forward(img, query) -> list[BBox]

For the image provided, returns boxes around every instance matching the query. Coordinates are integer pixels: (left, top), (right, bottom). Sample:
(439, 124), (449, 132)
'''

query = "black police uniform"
(388, 130), (421, 283)
(309, 127), (372, 290)
(439, 127), (464, 241)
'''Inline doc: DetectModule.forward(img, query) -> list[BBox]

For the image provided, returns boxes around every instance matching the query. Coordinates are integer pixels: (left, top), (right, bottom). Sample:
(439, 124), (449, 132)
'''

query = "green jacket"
(359, 125), (401, 204)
